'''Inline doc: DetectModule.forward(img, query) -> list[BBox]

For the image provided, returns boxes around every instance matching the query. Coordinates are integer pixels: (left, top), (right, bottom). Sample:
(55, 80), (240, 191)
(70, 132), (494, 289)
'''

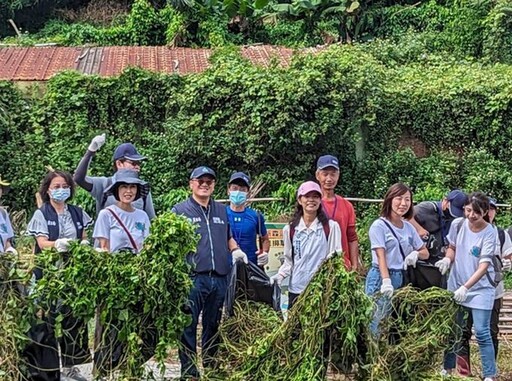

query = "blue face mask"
(50, 188), (70, 202)
(229, 190), (247, 206)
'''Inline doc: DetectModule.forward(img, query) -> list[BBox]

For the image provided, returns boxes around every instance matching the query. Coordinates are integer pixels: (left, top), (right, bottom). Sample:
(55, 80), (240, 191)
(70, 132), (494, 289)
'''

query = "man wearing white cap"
(74, 134), (155, 219)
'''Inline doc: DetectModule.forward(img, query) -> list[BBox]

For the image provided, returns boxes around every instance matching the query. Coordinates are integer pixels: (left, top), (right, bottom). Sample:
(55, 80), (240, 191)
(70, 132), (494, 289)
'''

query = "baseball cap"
(0, 176), (10, 187)
(229, 172), (251, 187)
(317, 155), (339, 170)
(446, 189), (467, 218)
(297, 181), (322, 197)
(190, 166), (216, 180)
(489, 197), (498, 209)
(113, 143), (147, 162)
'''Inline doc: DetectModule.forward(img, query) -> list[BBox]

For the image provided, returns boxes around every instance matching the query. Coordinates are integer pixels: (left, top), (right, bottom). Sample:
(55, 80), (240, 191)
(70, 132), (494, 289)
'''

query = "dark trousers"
(288, 292), (300, 310)
(460, 298), (502, 359)
(179, 273), (228, 378)
(24, 305), (89, 381)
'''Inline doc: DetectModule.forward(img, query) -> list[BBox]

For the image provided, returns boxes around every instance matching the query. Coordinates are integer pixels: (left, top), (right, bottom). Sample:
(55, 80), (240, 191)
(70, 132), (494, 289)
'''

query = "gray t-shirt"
(26, 206), (93, 239)
(0, 208), (14, 251)
(87, 174), (155, 219)
(93, 204), (150, 253)
(369, 218), (424, 270)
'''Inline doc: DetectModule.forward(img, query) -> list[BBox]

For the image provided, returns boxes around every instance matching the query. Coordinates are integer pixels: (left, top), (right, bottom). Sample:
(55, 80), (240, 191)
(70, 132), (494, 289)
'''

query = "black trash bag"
(225, 260), (281, 316)
(409, 260), (447, 290)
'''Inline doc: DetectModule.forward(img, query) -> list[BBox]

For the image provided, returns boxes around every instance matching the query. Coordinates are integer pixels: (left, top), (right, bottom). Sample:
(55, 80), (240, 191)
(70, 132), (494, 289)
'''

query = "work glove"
(453, 286), (468, 303)
(54, 238), (72, 253)
(380, 278), (394, 298)
(435, 257), (452, 275)
(88, 133), (106, 152)
(80, 240), (90, 246)
(257, 251), (269, 266)
(232, 248), (248, 264)
(95, 247), (109, 253)
(270, 273), (284, 287)
(4, 246), (18, 255)
(502, 258), (512, 272)
(403, 250), (419, 269)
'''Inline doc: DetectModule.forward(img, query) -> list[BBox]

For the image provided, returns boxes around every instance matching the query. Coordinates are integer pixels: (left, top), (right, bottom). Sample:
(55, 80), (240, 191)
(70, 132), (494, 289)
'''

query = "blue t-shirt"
(226, 207), (267, 265)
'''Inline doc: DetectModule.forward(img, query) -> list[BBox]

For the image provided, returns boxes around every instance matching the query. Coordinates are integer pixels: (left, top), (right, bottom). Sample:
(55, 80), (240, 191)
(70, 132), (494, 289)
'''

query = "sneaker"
(62, 366), (88, 381)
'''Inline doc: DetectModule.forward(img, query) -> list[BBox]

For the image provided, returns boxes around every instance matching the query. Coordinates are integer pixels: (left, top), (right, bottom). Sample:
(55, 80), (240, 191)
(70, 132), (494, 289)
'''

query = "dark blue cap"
(446, 189), (467, 218)
(317, 155), (339, 170)
(229, 172), (251, 187)
(113, 143), (146, 162)
(190, 166), (216, 179)
(489, 197), (498, 209)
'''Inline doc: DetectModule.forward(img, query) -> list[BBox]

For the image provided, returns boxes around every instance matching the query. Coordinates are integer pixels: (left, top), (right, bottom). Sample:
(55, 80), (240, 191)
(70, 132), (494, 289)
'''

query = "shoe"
(484, 378), (496, 381)
(456, 354), (472, 376)
(62, 366), (88, 381)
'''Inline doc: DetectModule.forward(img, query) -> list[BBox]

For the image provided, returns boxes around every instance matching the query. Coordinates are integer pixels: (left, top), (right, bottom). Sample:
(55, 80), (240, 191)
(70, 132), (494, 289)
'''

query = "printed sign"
(262, 222), (286, 274)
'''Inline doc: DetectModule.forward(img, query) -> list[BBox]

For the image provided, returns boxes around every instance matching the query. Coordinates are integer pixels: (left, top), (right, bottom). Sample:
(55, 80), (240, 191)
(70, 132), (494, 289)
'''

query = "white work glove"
(502, 258), (512, 272)
(95, 247), (109, 253)
(88, 133), (106, 152)
(403, 250), (419, 269)
(380, 278), (394, 298)
(80, 240), (90, 246)
(54, 238), (71, 253)
(4, 246), (18, 255)
(257, 251), (269, 266)
(453, 286), (469, 303)
(270, 273), (284, 287)
(232, 248), (248, 264)
(435, 257), (451, 275)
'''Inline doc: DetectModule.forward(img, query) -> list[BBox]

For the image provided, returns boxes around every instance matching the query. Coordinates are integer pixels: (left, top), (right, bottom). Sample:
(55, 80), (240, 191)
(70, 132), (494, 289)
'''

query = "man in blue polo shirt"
(172, 166), (248, 380)
(226, 172), (270, 267)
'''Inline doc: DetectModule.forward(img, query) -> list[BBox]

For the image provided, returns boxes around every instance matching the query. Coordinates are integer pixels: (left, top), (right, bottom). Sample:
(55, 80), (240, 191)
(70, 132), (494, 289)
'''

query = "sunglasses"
(124, 159), (142, 166)
(192, 179), (215, 186)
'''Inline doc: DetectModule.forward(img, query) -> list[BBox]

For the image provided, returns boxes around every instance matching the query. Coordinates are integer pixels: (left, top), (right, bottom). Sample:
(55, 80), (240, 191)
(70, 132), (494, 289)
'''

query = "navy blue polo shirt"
(172, 196), (232, 276)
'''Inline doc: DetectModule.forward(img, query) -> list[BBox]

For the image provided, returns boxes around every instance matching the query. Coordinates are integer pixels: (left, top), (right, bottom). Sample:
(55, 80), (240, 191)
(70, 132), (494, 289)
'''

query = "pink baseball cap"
(297, 181), (322, 197)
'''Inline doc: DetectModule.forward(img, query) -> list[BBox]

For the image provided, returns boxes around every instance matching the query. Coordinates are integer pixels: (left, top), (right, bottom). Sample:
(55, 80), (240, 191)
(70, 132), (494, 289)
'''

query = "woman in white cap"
(365, 182), (428, 336)
(270, 181), (342, 309)
(0, 175), (17, 255)
(93, 169), (150, 253)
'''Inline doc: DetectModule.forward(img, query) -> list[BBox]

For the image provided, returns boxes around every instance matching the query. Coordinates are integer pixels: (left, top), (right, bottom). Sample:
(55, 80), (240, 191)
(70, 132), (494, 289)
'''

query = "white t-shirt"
(0, 208), (14, 252)
(278, 218), (342, 294)
(447, 218), (496, 310)
(494, 226), (512, 299)
(26, 206), (93, 240)
(93, 205), (150, 253)
(369, 218), (424, 270)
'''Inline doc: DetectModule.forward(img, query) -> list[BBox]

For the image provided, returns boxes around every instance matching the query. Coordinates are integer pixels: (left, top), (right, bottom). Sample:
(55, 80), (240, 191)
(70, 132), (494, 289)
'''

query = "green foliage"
(483, 0), (512, 63)
(32, 212), (196, 376)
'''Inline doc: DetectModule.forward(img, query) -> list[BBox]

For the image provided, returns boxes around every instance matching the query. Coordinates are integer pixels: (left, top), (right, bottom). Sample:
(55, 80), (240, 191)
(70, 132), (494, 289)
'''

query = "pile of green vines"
(216, 255), (374, 381)
(212, 256), (460, 381)
(32, 212), (197, 378)
(369, 286), (460, 381)
(0, 254), (34, 380)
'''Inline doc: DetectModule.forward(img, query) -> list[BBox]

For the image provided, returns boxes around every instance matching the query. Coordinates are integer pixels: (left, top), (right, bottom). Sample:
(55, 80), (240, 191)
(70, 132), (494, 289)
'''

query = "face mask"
(229, 190), (247, 206)
(50, 188), (70, 202)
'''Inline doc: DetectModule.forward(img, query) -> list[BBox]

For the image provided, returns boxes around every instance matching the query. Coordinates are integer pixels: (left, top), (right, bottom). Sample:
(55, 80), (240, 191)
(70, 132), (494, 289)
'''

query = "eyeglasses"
(192, 179), (215, 186)
(124, 159), (142, 167)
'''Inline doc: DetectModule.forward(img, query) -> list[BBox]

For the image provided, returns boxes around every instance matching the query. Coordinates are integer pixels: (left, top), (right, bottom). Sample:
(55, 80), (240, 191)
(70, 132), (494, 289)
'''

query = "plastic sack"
(225, 260), (281, 316)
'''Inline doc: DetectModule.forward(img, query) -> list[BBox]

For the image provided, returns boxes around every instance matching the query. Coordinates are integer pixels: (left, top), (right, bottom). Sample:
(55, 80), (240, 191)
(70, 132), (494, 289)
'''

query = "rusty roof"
(0, 45), (301, 81)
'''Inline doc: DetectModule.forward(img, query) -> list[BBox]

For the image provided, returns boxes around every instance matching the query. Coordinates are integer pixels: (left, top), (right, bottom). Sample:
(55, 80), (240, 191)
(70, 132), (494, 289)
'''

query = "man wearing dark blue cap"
(172, 166), (248, 380)
(315, 154), (361, 271)
(226, 172), (270, 267)
(74, 134), (156, 219)
(408, 189), (468, 288)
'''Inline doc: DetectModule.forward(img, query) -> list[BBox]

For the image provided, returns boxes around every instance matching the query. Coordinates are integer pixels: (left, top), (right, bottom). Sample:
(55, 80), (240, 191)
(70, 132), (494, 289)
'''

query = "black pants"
(459, 298), (502, 359)
(288, 292), (300, 310)
(23, 305), (89, 381)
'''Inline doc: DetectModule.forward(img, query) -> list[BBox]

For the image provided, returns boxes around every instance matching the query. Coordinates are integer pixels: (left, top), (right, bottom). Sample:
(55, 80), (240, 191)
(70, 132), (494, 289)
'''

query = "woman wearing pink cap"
(270, 181), (342, 309)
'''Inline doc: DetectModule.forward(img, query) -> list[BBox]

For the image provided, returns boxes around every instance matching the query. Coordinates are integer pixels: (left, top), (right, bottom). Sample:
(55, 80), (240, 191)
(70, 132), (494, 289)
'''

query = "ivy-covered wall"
(2, 45), (512, 218)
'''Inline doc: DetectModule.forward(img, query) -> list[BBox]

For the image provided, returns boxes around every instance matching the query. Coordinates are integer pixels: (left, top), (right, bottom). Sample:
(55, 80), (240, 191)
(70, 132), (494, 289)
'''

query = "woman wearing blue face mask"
(226, 172), (270, 268)
(24, 170), (92, 381)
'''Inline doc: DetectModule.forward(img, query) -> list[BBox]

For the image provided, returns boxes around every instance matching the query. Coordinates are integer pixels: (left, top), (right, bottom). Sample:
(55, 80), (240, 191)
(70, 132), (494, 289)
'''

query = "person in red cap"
(74, 134), (155, 219)
(270, 181), (341, 309)
(315, 155), (361, 271)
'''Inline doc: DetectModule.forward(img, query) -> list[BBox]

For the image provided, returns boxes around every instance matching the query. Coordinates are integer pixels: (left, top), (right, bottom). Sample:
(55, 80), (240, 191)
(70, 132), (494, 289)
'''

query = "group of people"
(366, 184), (512, 381)
(0, 132), (509, 381)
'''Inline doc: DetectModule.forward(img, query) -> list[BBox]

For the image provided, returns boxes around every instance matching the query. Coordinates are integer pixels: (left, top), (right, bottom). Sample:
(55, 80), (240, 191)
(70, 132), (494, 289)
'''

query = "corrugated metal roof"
(0, 45), (307, 81)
